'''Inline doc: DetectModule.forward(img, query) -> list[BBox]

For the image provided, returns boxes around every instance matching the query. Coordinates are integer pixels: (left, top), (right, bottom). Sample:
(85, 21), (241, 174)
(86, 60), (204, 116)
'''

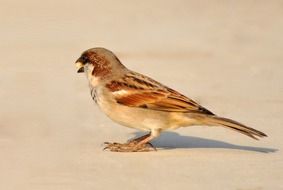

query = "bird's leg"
(133, 129), (161, 151)
(128, 133), (151, 144)
(103, 135), (154, 152)
(104, 129), (161, 152)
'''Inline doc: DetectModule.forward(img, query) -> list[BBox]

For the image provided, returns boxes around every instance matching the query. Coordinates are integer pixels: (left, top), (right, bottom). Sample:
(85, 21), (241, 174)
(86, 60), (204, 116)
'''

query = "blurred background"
(0, 1), (282, 190)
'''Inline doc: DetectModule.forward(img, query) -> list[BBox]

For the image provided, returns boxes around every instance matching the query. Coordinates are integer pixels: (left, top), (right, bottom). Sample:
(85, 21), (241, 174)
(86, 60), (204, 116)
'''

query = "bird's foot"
(103, 141), (156, 152)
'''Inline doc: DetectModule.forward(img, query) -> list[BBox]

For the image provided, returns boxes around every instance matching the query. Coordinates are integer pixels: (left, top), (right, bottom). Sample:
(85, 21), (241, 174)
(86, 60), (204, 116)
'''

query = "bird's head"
(75, 47), (125, 82)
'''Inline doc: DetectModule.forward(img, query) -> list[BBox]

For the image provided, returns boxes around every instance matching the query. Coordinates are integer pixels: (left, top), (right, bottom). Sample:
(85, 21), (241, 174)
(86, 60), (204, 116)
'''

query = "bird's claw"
(103, 142), (156, 152)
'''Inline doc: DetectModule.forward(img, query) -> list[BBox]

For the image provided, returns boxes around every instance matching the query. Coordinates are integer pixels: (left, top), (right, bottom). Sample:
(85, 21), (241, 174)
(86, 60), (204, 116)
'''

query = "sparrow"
(75, 47), (267, 152)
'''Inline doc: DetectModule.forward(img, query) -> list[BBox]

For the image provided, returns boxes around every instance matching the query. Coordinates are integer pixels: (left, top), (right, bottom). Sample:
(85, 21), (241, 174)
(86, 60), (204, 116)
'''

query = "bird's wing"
(106, 72), (214, 115)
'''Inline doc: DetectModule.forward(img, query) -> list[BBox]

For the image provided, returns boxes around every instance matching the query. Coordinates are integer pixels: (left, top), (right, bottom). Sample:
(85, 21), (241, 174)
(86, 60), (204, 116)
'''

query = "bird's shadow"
(131, 131), (277, 153)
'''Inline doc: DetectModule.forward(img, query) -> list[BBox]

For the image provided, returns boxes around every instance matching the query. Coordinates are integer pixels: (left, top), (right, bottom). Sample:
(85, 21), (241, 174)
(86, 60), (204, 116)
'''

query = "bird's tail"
(199, 115), (267, 140)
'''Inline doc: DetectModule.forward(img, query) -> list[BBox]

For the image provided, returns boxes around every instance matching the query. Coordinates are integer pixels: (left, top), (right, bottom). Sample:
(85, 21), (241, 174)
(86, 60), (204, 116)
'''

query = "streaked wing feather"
(107, 72), (214, 115)
(116, 92), (164, 106)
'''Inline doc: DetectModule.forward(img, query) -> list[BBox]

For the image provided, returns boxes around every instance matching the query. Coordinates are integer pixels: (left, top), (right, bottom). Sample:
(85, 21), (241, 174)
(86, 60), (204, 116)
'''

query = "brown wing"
(106, 71), (214, 115)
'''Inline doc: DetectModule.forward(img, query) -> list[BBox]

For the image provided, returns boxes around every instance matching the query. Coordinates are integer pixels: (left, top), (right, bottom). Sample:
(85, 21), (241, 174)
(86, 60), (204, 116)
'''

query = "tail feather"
(203, 116), (267, 140)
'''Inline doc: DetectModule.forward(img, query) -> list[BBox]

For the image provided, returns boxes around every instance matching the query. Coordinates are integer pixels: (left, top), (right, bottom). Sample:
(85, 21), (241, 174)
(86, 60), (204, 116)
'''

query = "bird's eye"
(81, 56), (88, 63)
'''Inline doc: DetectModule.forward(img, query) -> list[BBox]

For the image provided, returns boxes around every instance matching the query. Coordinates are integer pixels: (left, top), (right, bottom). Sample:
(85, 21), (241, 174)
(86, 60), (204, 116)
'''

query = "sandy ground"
(1, 0), (283, 189)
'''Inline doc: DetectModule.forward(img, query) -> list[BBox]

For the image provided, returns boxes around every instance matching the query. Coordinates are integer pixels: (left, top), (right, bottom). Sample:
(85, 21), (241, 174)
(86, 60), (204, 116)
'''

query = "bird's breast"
(92, 87), (175, 131)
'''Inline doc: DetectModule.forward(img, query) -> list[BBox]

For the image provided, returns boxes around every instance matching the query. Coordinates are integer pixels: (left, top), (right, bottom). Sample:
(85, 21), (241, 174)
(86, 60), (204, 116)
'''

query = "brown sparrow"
(75, 47), (267, 152)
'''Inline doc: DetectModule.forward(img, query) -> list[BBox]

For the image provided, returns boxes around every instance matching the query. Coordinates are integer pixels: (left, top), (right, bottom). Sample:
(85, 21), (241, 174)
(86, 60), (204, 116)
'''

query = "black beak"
(77, 66), (84, 73)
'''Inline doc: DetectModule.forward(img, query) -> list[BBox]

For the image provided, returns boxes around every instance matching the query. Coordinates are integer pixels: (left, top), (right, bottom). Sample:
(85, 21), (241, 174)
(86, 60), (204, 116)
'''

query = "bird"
(75, 47), (267, 152)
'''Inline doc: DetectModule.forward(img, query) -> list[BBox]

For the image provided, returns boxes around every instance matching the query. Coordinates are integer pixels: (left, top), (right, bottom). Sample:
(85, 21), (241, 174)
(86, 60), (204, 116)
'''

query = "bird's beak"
(75, 61), (84, 73)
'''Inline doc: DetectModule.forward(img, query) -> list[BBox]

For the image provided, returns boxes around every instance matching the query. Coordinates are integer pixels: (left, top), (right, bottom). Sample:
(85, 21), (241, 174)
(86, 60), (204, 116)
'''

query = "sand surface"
(1, 0), (283, 189)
